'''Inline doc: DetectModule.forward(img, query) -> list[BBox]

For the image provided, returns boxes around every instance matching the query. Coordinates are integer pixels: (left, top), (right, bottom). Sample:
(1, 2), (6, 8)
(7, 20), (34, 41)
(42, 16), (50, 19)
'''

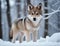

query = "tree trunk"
(44, 0), (48, 38)
(0, 0), (2, 39)
(24, 0), (27, 16)
(6, 0), (11, 40)
(27, 0), (30, 5)
(6, 0), (11, 29)
(16, 0), (21, 18)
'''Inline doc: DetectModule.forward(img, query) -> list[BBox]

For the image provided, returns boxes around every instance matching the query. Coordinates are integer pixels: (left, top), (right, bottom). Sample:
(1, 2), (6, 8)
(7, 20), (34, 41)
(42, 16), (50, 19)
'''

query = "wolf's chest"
(26, 22), (39, 31)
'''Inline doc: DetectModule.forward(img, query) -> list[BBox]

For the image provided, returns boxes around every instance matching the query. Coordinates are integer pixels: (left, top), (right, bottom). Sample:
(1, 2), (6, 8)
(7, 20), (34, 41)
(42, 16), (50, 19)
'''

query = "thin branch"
(51, 9), (55, 11)
(58, 7), (60, 10)
(44, 10), (60, 15)
(43, 10), (60, 19)
(48, 22), (60, 30)
(48, 7), (55, 12)
(52, 1), (60, 6)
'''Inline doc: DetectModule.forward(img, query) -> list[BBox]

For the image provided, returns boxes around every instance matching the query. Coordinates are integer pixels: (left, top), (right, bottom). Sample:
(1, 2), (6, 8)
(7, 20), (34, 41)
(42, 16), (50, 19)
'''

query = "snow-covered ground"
(0, 33), (60, 46)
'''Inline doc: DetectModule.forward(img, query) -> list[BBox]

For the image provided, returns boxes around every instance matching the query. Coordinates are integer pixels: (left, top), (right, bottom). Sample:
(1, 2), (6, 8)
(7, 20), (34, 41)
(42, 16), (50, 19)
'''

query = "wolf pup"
(10, 3), (42, 43)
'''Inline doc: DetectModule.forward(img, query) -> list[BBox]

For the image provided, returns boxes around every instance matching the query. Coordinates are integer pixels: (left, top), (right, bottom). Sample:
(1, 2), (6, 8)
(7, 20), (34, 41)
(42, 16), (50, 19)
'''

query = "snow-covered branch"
(58, 7), (60, 10)
(44, 10), (60, 15)
(48, 22), (60, 30)
(52, 1), (60, 6)
(43, 10), (60, 19)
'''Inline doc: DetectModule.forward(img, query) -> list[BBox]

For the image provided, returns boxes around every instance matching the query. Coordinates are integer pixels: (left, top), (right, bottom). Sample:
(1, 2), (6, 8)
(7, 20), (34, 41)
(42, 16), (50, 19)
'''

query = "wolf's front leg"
(25, 31), (30, 42)
(12, 32), (18, 43)
(19, 32), (24, 43)
(32, 31), (38, 42)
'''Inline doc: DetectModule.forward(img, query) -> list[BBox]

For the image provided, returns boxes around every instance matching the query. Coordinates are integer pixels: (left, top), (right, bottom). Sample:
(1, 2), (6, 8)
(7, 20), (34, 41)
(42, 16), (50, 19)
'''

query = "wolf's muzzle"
(33, 18), (36, 21)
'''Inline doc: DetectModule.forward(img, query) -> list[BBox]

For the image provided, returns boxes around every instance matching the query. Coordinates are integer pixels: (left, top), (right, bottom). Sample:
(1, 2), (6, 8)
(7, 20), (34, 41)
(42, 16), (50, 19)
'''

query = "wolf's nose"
(33, 18), (36, 21)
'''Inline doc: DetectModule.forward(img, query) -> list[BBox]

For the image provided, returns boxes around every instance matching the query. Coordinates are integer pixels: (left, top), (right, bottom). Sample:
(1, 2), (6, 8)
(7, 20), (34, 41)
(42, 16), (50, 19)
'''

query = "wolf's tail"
(10, 28), (13, 37)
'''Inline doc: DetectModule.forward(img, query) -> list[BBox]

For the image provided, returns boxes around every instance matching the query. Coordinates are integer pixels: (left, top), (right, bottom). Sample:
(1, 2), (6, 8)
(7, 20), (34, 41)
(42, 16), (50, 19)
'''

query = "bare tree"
(6, 0), (11, 28)
(43, 0), (48, 38)
(0, 0), (2, 39)
(24, 0), (27, 16)
(27, 0), (30, 5)
(6, 0), (12, 40)
(16, 0), (21, 18)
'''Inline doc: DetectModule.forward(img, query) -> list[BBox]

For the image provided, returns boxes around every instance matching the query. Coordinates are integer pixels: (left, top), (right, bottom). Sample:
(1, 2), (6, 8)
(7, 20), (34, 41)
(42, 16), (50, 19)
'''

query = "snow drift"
(0, 33), (60, 46)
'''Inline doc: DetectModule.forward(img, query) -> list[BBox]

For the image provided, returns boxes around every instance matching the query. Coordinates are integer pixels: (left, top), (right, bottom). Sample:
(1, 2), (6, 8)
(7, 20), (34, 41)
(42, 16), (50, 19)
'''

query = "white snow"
(46, 33), (60, 42)
(0, 33), (60, 46)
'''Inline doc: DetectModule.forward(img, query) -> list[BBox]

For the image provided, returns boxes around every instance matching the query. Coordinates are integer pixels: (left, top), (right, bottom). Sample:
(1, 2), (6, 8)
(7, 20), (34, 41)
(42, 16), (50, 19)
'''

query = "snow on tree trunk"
(2, 12), (9, 41)
(16, 0), (21, 18)
(10, 0), (17, 23)
(1, 0), (9, 41)
(6, 0), (11, 28)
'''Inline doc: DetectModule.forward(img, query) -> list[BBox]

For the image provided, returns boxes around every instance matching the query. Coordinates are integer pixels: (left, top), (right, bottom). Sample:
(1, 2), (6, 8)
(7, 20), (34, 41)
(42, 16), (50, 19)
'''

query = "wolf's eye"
(36, 13), (38, 15)
(32, 12), (34, 15)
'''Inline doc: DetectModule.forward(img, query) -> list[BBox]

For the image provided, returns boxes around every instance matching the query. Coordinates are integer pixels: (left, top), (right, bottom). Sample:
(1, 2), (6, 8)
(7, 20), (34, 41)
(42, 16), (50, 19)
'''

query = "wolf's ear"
(37, 3), (42, 10)
(28, 3), (34, 10)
